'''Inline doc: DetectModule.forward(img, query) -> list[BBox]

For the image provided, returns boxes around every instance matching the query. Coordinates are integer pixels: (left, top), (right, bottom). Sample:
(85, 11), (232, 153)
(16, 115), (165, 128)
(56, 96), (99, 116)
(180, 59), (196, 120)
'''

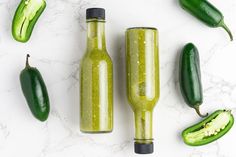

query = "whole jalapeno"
(12, 0), (46, 42)
(179, 0), (233, 41)
(179, 43), (208, 118)
(20, 54), (50, 121)
(182, 110), (234, 146)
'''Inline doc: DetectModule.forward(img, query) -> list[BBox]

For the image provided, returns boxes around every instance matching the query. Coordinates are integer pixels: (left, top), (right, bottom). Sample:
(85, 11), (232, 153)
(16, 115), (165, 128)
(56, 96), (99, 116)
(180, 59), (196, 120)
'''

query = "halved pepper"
(12, 0), (46, 42)
(182, 110), (234, 146)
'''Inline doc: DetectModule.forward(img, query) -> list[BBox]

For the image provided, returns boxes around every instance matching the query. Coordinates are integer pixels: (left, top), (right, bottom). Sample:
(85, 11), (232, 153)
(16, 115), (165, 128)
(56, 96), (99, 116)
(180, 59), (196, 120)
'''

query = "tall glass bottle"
(126, 27), (159, 154)
(80, 8), (113, 133)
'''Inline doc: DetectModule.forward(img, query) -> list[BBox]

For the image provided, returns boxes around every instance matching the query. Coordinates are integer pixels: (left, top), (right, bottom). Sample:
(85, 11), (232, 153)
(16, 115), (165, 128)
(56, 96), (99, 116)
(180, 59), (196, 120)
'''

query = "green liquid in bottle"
(80, 8), (113, 133)
(126, 27), (159, 154)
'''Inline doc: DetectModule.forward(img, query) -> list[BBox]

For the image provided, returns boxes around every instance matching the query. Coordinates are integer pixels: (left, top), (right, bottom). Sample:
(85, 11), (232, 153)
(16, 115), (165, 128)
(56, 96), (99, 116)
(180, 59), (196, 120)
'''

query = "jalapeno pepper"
(20, 54), (50, 121)
(179, 43), (208, 118)
(179, 0), (233, 41)
(182, 110), (234, 146)
(12, 0), (46, 42)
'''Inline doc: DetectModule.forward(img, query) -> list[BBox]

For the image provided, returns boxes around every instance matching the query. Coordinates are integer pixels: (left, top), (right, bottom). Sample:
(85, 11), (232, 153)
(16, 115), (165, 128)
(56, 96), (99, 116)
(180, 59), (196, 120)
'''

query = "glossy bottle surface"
(126, 27), (159, 154)
(80, 17), (113, 133)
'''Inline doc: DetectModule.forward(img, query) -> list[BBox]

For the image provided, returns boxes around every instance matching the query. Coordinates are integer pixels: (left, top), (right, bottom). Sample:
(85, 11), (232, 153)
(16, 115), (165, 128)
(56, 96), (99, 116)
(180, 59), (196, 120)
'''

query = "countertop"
(0, 0), (236, 157)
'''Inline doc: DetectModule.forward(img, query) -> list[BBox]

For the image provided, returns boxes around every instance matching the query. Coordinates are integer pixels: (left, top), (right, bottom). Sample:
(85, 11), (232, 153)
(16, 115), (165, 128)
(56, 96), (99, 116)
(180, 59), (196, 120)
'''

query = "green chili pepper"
(179, 0), (233, 41)
(182, 110), (234, 146)
(12, 0), (46, 42)
(20, 54), (50, 121)
(179, 43), (208, 118)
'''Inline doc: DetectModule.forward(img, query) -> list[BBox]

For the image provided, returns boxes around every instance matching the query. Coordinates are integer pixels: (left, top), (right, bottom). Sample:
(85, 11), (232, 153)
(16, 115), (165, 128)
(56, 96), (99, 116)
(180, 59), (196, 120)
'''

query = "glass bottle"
(126, 27), (160, 154)
(80, 8), (113, 133)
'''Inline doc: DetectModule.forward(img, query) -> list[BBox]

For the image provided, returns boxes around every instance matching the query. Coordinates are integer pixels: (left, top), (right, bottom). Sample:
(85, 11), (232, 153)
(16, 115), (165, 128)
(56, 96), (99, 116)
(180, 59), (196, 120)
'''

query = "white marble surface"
(0, 0), (236, 156)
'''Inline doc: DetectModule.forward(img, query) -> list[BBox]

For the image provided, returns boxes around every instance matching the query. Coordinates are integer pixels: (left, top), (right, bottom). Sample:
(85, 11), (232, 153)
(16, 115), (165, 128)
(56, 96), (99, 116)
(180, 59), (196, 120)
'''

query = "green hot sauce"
(126, 27), (160, 154)
(80, 8), (113, 133)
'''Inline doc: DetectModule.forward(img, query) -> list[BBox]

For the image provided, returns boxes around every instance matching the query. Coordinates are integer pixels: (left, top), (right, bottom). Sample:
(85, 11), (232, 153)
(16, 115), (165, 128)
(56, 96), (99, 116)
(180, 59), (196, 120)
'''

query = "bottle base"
(80, 129), (113, 134)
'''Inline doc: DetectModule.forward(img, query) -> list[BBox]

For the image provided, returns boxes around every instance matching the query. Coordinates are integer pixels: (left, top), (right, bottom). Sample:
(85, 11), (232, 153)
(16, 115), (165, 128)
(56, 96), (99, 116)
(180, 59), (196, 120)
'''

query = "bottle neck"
(86, 19), (106, 51)
(134, 110), (153, 144)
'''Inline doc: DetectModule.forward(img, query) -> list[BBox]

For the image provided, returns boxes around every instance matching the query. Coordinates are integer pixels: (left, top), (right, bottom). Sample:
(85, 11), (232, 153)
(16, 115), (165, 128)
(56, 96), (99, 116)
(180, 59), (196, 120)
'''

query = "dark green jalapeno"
(179, 0), (233, 41)
(182, 110), (234, 146)
(20, 54), (50, 121)
(179, 43), (207, 118)
(12, 0), (46, 42)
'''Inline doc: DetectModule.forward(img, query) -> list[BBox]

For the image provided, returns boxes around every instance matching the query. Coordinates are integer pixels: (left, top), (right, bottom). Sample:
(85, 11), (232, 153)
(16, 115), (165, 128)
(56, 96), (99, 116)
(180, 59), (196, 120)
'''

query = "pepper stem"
(219, 20), (233, 41)
(26, 54), (30, 67)
(194, 106), (208, 118)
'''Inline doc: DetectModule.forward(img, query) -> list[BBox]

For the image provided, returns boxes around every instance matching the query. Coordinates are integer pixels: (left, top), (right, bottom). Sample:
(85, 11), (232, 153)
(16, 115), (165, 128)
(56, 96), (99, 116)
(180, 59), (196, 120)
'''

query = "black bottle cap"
(86, 8), (105, 20)
(134, 142), (154, 154)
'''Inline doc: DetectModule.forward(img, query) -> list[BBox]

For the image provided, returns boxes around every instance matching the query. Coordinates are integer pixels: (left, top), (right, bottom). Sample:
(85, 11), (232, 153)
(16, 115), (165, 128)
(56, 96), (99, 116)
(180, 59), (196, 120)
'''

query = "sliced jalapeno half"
(182, 110), (234, 146)
(12, 0), (46, 42)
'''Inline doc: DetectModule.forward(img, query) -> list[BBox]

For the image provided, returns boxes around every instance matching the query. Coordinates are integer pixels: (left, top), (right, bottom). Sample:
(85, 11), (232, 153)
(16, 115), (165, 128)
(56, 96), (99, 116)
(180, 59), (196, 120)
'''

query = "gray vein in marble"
(0, 123), (9, 139)
(74, 0), (98, 31)
(0, 122), (10, 149)
(38, 106), (131, 156)
(202, 42), (231, 67)
(203, 72), (236, 103)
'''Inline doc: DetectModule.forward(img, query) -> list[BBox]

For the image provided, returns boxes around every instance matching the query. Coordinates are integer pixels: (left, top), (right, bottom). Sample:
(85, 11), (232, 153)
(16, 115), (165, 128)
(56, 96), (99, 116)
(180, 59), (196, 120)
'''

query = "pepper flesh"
(20, 54), (50, 121)
(12, 0), (46, 42)
(179, 0), (233, 41)
(182, 110), (234, 146)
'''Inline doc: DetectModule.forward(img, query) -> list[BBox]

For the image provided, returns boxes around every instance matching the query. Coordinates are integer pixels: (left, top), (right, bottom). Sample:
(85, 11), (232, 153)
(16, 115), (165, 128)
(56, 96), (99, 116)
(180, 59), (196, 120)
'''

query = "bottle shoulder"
(82, 49), (112, 62)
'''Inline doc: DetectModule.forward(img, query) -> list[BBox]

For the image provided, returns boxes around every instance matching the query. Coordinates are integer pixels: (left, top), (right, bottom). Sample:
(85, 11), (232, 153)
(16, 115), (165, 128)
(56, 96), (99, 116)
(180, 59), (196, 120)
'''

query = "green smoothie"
(80, 8), (113, 133)
(126, 27), (159, 154)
